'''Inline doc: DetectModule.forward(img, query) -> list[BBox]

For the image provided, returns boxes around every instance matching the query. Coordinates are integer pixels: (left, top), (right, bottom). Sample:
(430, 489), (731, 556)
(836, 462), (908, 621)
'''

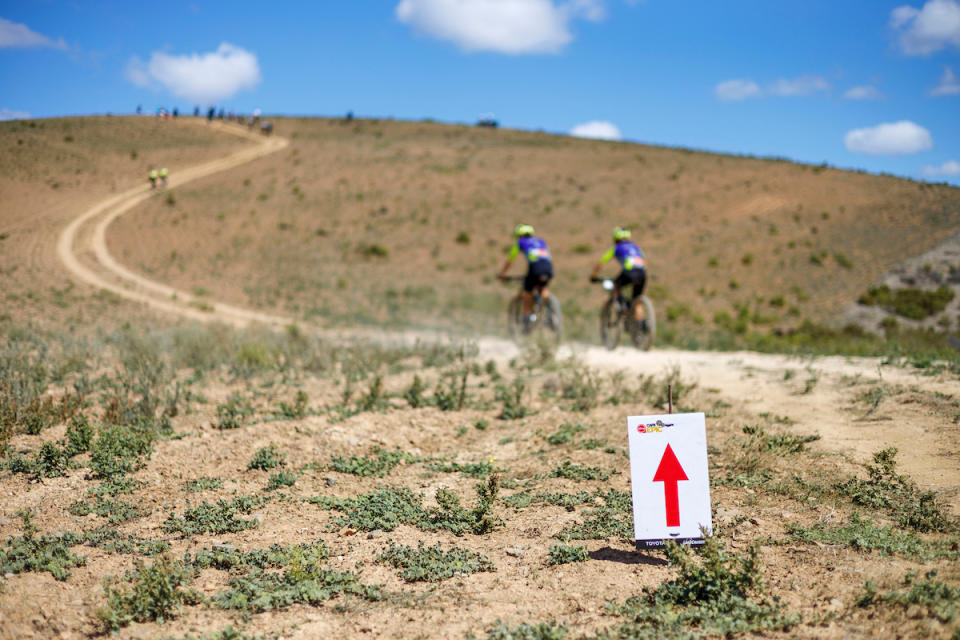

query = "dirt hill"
(101, 117), (960, 340)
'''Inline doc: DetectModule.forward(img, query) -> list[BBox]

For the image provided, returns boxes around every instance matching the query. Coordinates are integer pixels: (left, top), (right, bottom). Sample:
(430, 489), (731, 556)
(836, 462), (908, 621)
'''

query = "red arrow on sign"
(653, 443), (689, 527)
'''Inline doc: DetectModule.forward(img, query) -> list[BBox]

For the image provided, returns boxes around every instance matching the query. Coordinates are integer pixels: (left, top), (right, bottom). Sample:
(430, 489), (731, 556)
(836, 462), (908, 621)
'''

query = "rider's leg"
(521, 290), (534, 316)
(632, 271), (647, 322)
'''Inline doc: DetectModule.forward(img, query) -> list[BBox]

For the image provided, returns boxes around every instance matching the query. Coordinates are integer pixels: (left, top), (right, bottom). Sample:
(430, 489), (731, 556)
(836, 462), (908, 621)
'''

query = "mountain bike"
(593, 278), (655, 350)
(500, 276), (562, 343)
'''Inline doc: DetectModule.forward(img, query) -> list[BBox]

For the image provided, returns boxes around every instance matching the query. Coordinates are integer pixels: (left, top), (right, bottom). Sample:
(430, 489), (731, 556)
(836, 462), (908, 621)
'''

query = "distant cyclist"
(498, 224), (553, 320)
(590, 226), (647, 324)
(148, 168), (158, 189)
(159, 167), (168, 187)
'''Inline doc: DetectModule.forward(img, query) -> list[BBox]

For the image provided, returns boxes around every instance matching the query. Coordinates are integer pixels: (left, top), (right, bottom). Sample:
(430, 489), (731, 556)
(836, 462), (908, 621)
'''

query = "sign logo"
(637, 419), (674, 434)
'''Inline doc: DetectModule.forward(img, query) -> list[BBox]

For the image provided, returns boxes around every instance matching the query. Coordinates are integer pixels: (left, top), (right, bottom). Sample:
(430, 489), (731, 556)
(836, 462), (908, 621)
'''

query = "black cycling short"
(615, 268), (646, 300)
(524, 260), (553, 293)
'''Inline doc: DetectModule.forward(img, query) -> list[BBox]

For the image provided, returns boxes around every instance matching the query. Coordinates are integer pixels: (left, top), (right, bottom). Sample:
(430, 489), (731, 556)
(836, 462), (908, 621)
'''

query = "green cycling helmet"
(613, 226), (631, 241)
(514, 223), (535, 237)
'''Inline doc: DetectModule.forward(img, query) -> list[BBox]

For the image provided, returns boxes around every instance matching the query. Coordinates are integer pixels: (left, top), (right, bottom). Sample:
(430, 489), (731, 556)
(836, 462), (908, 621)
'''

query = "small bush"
(247, 444), (285, 471)
(455, 231), (471, 244)
(496, 379), (530, 420)
(377, 541), (495, 582)
(788, 513), (956, 560)
(403, 374), (427, 408)
(547, 544), (588, 565)
(859, 285), (955, 320)
(266, 470), (297, 490)
(330, 448), (416, 477)
(97, 556), (199, 631)
(600, 537), (797, 638)
(215, 392), (254, 429)
(858, 571), (960, 623)
(358, 243), (389, 258)
(182, 477), (224, 492)
(162, 495), (267, 536)
(551, 460), (611, 482)
(835, 448), (955, 533)
(0, 516), (86, 581)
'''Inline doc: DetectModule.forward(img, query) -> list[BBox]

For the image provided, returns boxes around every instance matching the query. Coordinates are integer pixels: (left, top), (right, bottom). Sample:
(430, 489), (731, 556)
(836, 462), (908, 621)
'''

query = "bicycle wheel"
(543, 294), (563, 342)
(600, 299), (621, 350)
(507, 296), (524, 342)
(630, 295), (656, 350)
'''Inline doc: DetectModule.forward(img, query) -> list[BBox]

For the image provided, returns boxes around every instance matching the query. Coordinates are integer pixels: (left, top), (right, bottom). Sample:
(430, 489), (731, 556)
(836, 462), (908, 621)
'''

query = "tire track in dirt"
(57, 121), (960, 511)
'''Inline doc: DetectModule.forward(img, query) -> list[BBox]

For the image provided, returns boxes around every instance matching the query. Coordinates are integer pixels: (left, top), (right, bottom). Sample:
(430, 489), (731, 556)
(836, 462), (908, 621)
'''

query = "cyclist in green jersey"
(590, 226), (647, 323)
(498, 224), (554, 318)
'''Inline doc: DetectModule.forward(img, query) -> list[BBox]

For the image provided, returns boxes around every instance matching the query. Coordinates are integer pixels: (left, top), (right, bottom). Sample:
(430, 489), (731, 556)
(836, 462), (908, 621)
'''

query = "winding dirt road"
(56, 121), (960, 512)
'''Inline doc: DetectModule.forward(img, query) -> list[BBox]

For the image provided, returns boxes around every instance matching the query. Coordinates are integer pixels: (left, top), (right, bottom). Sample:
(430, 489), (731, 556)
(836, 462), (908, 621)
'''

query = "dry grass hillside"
(105, 117), (960, 342)
(0, 116), (253, 331)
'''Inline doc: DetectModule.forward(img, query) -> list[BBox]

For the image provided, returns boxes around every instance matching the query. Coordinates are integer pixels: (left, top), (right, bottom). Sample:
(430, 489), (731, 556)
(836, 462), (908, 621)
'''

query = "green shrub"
(357, 243), (389, 258)
(329, 448), (417, 477)
(64, 414), (94, 456)
(859, 285), (955, 320)
(212, 565), (382, 613)
(162, 496), (268, 536)
(247, 444), (285, 471)
(497, 379), (530, 420)
(858, 571), (960, 623)
(455, 231), (471, 244)
(89, 423), (155, 479)
(403, 374), (426, 408)
(601, 537), (798, 638)
(470, 620), (569, 640)
(788, 513), (956, 560)
(0, 515), (86, 580)
(835, 448), (955, 533)
(377, 541), (495, 582)
(97, 556), (199, 631)
(425, 459), (498, 478)
(314, 476), (501, 535)
(182, 476), (224, 492)
(273, 390), (308, 419)
(546, 421), (588, 445)
(67, 495), (147, 524)
(547, 544), (588, 565)
(551, 460), (611, 482)
(266, 470), (297, 490)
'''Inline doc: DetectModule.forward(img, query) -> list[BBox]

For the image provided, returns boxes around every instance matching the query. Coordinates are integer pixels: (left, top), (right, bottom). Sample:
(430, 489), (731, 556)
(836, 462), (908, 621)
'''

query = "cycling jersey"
(600, 241), (645, 271)
(509, 237), (552, 265)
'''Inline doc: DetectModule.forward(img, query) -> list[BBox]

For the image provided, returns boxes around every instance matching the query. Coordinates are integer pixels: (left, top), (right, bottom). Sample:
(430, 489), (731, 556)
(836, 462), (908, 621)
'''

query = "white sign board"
(627, 412), (712, 548)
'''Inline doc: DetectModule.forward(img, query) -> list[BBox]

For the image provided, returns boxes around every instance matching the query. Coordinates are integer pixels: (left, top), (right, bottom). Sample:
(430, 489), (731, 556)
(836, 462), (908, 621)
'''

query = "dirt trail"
(57, 122), (960, 513)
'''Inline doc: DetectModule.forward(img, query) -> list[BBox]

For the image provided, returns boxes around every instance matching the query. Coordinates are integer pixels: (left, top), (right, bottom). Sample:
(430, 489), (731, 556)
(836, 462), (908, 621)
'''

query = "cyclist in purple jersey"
(498, 223), (554, 318)
(590, 227), (647, 323)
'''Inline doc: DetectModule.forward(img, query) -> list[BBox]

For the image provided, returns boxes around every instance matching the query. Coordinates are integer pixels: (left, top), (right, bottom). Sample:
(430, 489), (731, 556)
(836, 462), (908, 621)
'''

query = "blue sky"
(1, 0), (958, 184)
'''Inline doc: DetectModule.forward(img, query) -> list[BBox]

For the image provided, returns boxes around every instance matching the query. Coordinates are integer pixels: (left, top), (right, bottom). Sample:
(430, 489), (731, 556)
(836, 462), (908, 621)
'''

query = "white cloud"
(931, 66), (960, 95)
(0, 108), (30, 121)
(715, 79), (762, 101)
(0, 17), (66, 49)
(844, 121), (933, 155)
(124, 43), (261, 105)
(394, 0), (605, 54)
(890, 0), (960, 55)
(768, 74), (830, 96)
(569, 120), (621, 140)
(920, 160), (960, 176)
(715, 75), (829, 101)
(844, 85), (884, 100)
